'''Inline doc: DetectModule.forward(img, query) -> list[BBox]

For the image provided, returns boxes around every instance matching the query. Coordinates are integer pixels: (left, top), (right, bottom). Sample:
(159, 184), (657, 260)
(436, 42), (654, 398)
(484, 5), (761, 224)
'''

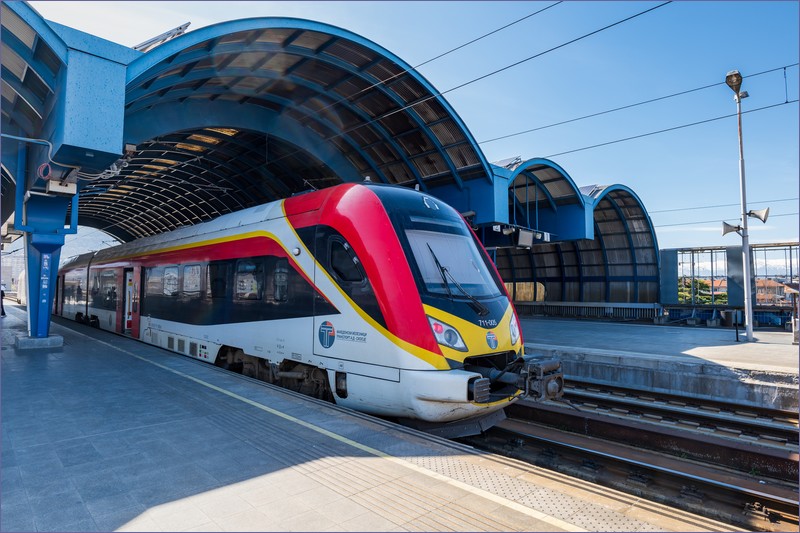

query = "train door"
(53, 275), (62, 316)
(122, 269), (135, 335)
(312, 232), (371, 361)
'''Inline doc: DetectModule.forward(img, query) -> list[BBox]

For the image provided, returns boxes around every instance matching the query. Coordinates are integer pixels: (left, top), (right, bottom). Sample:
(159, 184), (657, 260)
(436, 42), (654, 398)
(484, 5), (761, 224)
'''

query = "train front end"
(364, 185), (564, 429)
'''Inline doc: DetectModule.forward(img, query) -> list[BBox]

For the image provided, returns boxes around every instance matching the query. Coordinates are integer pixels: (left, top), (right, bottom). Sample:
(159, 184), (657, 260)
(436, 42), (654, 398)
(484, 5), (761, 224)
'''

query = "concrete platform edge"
(527, 344), (799, 411)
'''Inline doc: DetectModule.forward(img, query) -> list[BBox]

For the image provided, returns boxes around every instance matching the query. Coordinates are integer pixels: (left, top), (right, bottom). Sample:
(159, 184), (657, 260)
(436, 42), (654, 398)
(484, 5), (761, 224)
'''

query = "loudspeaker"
(748, 207), (769, 223)
(722, 221), (741, 236)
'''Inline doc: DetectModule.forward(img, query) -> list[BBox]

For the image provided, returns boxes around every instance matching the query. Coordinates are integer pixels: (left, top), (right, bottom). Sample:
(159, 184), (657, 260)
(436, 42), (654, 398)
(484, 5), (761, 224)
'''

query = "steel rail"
(497, 421), (798, 508)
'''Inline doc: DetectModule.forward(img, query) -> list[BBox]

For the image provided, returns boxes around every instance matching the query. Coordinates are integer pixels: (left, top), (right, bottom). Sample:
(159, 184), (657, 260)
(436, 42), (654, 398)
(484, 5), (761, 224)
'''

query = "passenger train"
(55, 183), (563, 435)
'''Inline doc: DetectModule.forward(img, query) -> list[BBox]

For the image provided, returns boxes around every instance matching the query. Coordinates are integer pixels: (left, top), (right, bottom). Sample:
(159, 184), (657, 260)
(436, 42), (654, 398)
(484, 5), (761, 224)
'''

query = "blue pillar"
(21, 194), (73, 338)
(25, 232), (64, 337)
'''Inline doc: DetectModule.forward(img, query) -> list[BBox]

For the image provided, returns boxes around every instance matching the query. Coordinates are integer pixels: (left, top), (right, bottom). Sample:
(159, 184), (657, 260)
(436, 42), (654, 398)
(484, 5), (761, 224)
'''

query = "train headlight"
(509, 315), (520, 345)
(427, 316), (468, 352)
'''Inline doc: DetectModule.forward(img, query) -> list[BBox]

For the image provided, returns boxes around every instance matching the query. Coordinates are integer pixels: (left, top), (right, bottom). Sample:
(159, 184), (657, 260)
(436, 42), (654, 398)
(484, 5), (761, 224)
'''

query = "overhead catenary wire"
(479, 63), (799, 145)
(650, 198), (798, 214)
(655, 212), (798, 228)
(312, 1), (564, 118)
(259, 1), (673, 171)
(334, 1), (672, 141)
(542, 99), (798, 159)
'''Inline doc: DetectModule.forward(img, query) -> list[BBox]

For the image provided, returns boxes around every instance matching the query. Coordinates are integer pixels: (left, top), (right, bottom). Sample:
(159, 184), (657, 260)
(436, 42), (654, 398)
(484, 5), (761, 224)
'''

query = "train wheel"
(214, 346), (244, 374)
(309, 367), (334, 402)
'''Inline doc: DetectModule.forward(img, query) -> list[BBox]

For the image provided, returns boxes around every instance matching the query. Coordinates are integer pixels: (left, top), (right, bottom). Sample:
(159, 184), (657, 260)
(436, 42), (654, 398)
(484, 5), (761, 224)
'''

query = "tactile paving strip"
(401, 453), (662, 532)
(208, 403), (664, 531)
(208, 409), (535, 530)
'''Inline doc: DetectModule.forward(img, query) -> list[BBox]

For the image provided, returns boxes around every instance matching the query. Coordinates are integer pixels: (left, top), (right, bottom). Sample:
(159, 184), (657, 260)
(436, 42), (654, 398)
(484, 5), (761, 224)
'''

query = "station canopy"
(493, 158), (660, 304)
(79, 18), (493, 241)
(2, 4), (661, 310)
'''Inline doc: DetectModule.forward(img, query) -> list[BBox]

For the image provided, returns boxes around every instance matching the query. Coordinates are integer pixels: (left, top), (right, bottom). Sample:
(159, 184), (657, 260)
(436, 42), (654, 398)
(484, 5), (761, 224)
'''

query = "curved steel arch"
(496, 180), (660, 305)
(124, 100), (363, 183)
(3, 14), (496, 242)
(508, 157), (586, 208)
(125, 44), (453, 191)
(125, 17), (491, 174)
(589, 184), (660, 303)
(588, 183), (659, 259)
(125, 17), (486, 158)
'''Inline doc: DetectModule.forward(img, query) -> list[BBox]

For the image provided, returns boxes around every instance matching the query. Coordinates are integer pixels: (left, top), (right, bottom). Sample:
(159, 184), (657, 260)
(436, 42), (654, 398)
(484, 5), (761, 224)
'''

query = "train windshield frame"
(399, 215), (504, 300)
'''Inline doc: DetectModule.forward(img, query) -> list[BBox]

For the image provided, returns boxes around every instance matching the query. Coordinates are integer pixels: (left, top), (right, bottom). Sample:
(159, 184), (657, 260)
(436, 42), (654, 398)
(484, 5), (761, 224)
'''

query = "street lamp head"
(726, 70), (743, 93)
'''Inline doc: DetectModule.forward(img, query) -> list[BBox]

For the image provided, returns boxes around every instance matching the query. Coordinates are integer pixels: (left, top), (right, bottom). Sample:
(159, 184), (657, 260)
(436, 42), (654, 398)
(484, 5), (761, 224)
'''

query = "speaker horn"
(748, 207), (769, 223)
(722, 221), (741, 236)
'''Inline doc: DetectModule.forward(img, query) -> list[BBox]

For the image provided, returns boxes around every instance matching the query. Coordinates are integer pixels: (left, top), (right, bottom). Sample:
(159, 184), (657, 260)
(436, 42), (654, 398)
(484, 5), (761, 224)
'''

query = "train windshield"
(404, 216), (502, 299)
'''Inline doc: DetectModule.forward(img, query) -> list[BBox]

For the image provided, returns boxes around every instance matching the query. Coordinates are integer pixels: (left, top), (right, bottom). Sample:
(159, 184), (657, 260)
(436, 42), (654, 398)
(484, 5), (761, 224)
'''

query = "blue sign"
(319, 321), (336, 349)
(486, 331), (498, 350)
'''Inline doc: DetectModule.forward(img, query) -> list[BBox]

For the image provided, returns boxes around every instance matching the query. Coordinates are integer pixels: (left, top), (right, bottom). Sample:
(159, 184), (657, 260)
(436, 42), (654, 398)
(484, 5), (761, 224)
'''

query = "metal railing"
(514, 301), (660, 320)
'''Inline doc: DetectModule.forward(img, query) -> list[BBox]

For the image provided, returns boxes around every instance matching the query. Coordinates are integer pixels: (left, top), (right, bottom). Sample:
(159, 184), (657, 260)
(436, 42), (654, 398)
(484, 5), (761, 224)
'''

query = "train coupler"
(519, 358), (564, 401)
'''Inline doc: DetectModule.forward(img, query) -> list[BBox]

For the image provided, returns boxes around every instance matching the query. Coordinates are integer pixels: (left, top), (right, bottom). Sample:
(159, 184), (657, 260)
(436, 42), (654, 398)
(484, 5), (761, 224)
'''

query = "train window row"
(144, 258), (292, 304)
(140, 255), (324, 325)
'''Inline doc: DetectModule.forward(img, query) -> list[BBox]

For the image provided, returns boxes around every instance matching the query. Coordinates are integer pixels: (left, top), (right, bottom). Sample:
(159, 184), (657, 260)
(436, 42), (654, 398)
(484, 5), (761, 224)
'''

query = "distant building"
(755, 278), (791, 305)
(710, 278), (728, 294)
(0, 254), (25, 293)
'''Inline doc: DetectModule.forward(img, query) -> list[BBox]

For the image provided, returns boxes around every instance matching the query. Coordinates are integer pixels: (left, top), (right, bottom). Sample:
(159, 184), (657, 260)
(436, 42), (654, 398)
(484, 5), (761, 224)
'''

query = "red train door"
(123, 269), (134, 335)
(53, 275), (62, 316)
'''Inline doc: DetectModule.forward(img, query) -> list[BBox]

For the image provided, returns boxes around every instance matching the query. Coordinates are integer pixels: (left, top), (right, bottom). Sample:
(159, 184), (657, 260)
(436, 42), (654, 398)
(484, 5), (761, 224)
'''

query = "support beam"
(21, 194), (73, 338)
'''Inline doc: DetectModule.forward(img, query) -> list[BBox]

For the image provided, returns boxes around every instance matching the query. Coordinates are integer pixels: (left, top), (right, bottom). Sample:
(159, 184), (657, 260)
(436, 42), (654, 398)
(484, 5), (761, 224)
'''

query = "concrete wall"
(526, 345), (798, 412)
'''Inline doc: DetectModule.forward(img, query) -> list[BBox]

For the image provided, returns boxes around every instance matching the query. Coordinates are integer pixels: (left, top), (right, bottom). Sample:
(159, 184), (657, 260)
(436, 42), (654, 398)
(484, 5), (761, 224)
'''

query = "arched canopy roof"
(502, 158), (588, 242)
(507, 157), (584, 215)
(73, 17), (492, 242)
(495, 182), (660, 304)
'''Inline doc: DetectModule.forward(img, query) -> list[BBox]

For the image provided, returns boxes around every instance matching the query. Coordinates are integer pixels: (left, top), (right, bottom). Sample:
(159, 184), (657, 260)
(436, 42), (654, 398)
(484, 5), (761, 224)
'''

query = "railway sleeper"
(743, 502), (783, 524)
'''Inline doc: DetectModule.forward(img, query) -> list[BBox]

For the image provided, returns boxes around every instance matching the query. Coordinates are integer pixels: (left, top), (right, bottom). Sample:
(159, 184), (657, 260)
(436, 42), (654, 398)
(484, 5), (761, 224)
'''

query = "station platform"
(520, 317), (799, 411)
(1, 304), (733, 533)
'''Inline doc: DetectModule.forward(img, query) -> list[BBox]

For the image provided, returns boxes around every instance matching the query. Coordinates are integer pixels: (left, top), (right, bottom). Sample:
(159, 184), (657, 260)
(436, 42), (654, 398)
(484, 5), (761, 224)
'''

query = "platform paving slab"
(2, 305), (735, 532)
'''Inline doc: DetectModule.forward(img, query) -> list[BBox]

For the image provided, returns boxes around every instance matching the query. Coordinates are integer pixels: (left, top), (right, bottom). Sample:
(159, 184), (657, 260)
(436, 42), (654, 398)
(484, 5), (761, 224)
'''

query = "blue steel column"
(24, 232), (64, 337)
(21, 195), (73, 338)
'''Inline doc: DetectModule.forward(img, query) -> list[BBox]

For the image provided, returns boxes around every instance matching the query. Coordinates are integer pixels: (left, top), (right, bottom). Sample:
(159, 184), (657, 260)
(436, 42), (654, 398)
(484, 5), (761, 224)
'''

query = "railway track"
(563, 382), (799, 450)
(463, 384), (799, 532)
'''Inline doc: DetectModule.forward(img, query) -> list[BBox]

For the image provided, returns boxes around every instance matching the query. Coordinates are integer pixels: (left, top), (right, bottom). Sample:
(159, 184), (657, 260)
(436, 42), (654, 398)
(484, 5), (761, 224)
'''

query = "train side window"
(163, 266), (179, 296)
(235, 260), (263, 300)
(90, 271), (101, 306)
(145, 267), (164, 295)
(206, 262), (230, 299)
(100, 269), (117, 309)
(329, 238), (364, 283)
(272, 258), (289, 303)
(182, 264), (202, 297)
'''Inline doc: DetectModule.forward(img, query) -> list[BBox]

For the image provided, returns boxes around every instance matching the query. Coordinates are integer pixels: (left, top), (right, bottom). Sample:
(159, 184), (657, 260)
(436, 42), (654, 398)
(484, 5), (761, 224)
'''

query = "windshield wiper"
(445, 269), (490, 316)
(427, 244), (453, 299)
(427, 244), (489, 316)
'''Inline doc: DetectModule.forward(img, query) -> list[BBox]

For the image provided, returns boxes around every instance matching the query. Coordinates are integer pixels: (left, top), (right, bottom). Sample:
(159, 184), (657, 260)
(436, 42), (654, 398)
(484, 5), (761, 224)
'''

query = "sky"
(24, 1), (800, 256)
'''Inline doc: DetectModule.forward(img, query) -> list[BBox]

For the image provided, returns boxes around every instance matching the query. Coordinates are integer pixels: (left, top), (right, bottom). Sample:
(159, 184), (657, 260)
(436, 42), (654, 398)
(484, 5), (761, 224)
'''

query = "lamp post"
(725, 69), (754, 342)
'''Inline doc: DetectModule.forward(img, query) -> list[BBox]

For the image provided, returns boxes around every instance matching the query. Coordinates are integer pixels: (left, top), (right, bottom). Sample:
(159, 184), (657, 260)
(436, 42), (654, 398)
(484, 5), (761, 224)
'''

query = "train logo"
(319, 321), (336, 349)
(486, 331), (498, 350)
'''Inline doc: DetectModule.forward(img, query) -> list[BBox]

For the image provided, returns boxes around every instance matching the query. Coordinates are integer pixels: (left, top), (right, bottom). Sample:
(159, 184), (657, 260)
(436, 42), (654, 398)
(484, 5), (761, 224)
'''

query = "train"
(54, 182), (563, 436)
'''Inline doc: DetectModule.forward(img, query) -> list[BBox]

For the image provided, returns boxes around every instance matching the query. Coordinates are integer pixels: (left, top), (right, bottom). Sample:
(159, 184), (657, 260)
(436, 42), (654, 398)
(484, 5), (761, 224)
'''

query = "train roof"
(61, 183), (373, 268)
(59, 182), (448, 270)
